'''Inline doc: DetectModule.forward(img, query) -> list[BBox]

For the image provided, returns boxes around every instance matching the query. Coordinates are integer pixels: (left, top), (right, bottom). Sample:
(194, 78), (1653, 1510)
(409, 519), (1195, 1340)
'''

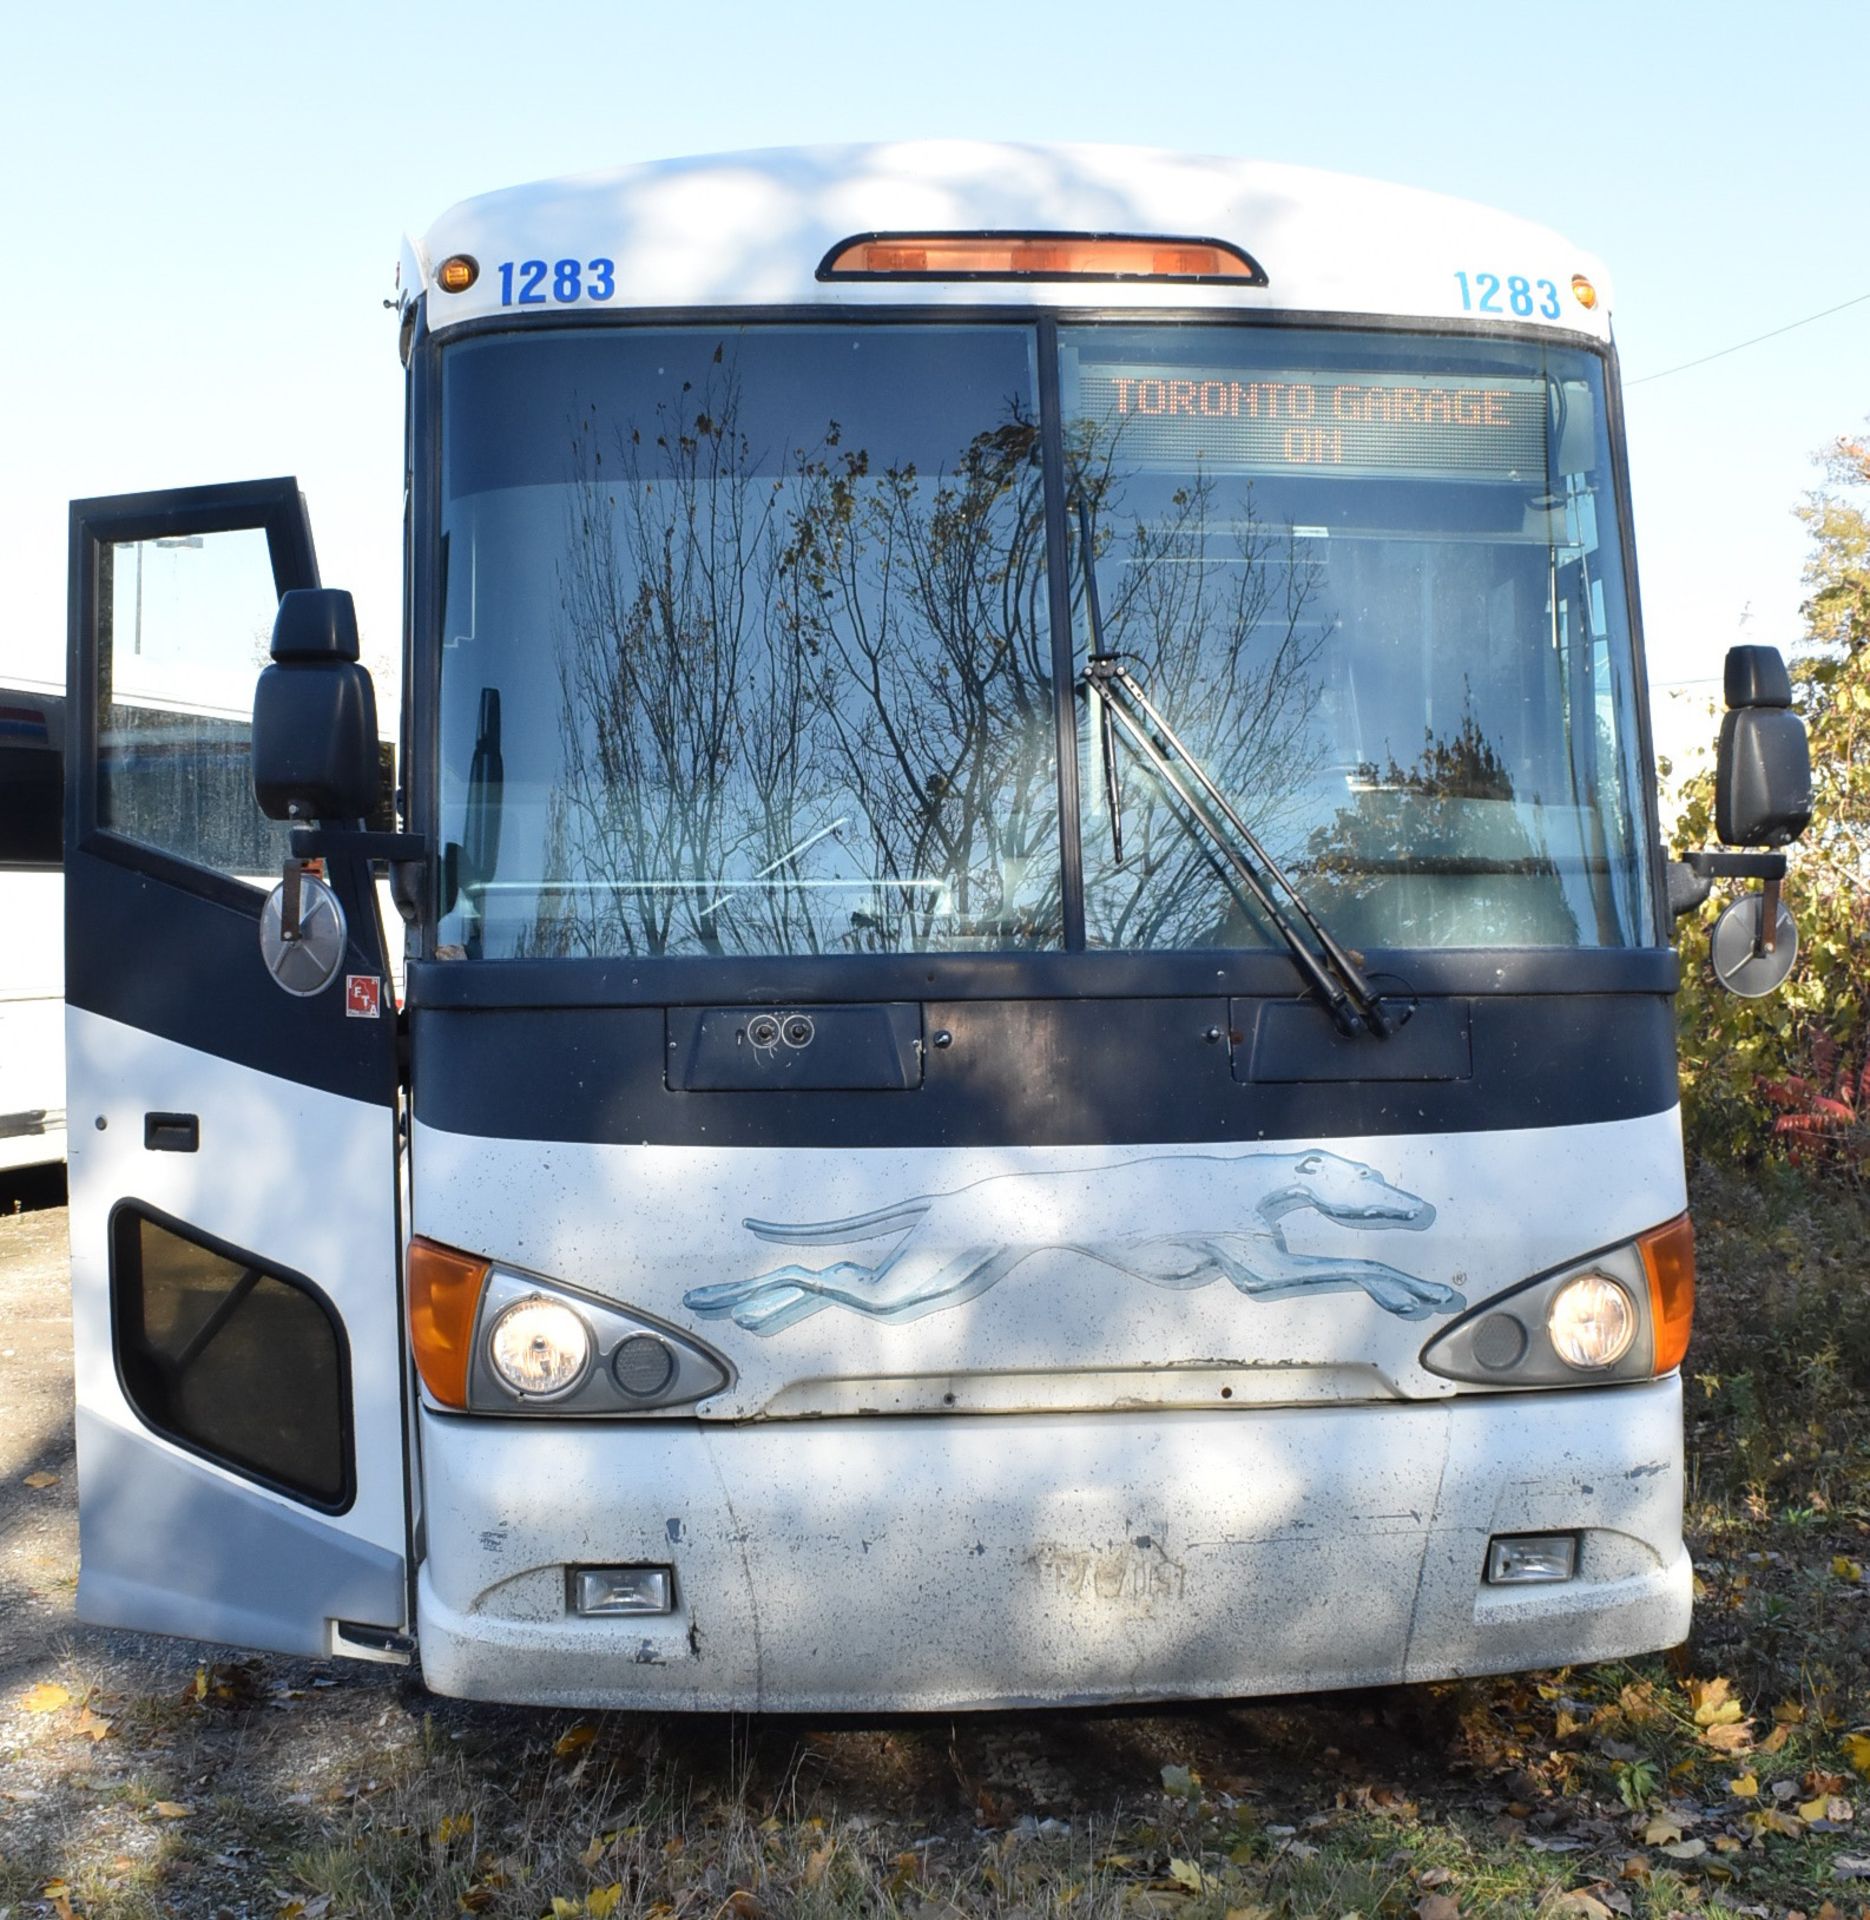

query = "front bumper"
(414, 1380), (1690, 1711)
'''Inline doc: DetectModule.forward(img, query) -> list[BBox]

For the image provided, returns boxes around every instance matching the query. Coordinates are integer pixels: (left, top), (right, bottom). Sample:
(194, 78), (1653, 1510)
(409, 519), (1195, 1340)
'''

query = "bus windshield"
(436, 323), (1653, 959)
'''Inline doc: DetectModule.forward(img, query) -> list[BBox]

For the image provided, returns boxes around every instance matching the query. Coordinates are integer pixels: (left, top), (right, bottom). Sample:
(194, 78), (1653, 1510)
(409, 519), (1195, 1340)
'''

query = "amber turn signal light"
(1571, 274), (1598, 310)
(407, 1237), (491, 1408)
(436, 254), (479, 294)
(1639, 1213), (1695, 1375)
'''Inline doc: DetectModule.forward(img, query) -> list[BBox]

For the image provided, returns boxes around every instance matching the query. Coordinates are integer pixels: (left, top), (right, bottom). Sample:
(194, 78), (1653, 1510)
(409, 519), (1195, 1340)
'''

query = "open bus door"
(65, 480), (410, 1661)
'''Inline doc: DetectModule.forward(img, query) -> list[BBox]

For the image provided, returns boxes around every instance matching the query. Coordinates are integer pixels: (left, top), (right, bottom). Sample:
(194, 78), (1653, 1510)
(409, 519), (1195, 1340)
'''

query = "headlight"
(487, 1297), (592, 1396)
(1546, 1273), (1637, 1370)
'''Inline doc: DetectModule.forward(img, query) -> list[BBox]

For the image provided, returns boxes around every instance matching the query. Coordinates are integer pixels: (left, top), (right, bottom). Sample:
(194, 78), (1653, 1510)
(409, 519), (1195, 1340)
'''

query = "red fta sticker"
(345, 975), (382, 1019)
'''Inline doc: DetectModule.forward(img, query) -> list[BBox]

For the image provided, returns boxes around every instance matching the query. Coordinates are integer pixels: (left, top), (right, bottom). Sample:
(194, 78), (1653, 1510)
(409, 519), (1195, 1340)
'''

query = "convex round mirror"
(259, 874), (348, 996)
(1710, 892), (1798, 998)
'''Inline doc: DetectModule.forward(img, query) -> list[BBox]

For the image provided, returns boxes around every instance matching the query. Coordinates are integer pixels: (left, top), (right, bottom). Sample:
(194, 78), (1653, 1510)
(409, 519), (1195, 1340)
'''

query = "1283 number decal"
(497, 258), (617, 306)
(1454, 271), (1562, 321)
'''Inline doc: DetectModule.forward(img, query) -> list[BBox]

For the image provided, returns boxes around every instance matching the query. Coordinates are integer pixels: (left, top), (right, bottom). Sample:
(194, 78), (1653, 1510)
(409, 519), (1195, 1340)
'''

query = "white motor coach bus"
(65, 144), (1811, 1709)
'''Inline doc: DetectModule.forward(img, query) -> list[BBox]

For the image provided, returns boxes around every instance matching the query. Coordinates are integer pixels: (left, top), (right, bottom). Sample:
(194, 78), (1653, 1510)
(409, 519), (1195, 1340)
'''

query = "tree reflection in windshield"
(519, 347), (1059, 957)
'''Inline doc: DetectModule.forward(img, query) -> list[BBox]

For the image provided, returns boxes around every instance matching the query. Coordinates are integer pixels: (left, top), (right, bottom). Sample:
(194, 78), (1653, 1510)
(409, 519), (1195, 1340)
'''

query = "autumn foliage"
(1676, 421), (1870, 1176)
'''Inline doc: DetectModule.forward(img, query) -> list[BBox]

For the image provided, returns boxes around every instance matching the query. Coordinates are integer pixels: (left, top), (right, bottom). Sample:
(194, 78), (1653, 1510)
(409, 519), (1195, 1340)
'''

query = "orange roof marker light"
(817, 232), (1268, 286)
(1571, 274), (1599, 310)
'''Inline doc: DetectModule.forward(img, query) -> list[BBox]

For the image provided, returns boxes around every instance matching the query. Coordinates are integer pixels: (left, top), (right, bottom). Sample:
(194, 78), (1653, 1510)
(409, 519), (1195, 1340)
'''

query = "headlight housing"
(1419, 1214), (1693, 1390)
(407, 1239), (734, 1415)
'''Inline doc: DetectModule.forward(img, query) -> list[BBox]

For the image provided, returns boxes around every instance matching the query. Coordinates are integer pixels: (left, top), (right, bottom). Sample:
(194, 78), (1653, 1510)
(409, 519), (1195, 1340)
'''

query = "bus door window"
(97, 530), (288, 881)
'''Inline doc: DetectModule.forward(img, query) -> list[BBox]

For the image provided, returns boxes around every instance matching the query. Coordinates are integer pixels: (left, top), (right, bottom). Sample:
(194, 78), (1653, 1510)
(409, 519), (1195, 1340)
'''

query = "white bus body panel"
(416, 1382), (1689, 1712)
(68, 1008), (408, 1655)
(414, 143), (1615, 339)
(0, 871), (65, 1170)
(412, 1109), (1685, 1419)
(410, 1108), (1688, 1705)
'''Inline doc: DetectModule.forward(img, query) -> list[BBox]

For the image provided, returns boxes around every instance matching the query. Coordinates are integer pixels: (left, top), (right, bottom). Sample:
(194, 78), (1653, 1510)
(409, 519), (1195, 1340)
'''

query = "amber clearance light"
(407, 1237), (491, 1408)
(436, 254), (479, 294)
(1639, 1213), (1696, 1375)
(818, 232), (1267, 285)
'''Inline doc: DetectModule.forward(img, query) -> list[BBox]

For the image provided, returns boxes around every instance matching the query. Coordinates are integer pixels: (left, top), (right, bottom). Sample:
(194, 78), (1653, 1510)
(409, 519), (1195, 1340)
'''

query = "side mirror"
(253, 589), (380, 823)
(252, 589), (380, 998)
(1668, 644), (1810, 998)
(1716, 645), (1812, 846)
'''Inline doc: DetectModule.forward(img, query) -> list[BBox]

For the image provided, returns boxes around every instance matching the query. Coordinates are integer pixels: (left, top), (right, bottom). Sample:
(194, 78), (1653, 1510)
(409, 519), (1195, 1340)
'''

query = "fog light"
(571, 1566), (674, 1616)
(1486, 1534), (1578, 1585)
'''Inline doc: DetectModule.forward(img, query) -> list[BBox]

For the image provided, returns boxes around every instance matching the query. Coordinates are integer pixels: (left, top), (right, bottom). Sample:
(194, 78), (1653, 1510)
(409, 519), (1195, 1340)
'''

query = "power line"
(1627, 290), (1870, 386)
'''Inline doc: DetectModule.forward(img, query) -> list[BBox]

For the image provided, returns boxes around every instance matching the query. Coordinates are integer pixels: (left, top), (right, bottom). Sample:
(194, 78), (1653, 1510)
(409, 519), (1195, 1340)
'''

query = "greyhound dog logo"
(682, 1149), (1461, 1336)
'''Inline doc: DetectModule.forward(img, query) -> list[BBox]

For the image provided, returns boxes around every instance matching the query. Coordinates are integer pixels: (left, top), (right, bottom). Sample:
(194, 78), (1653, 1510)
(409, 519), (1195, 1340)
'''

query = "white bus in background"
(0, 681), (65, 1172)
(62, 145), (1809, 1708)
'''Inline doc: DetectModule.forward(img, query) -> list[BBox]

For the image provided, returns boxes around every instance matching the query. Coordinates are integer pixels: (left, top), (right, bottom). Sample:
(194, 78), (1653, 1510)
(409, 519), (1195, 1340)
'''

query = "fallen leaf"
(1833, 1853), (1870, 1880)
(1802, 1795), (1833, 1822)
(1730, 1771), (1759, 1797)
(1688, 1675), (1737, 1721)
(1160, 1763), (1198, 1800)
(21, 1682), (71, 1713)
(1760, 1723), (1791, 1754)
(23, 1470), (58, 1488)
(1167, 1858), (1208, 1894)
(150, 1800), (193, 1819)
(1702, 1720), (1755, 1753)
(1846, 1733), (1870, 1777)
(803, 1842), (834, 1889)
(1834, 1556), (1863, 1581)
(725, 1891), (763, 1920)
(1659, 1838), (1707, 1861)
(1417, 1895), (1459, 1920)
(72, 1706), (112, 1742)
(1641, 1813), (1684, 1845)
(553, 1900), (583, 1920)
(1418, 1869), (1454, 1889)
(554, 1724), (596, 1758)
(433, 1811), (473, 1845)
(1548, 1894), (1611, 1919)
(588, 1887), (624, 1918)
(579, 1833), (608, 1869)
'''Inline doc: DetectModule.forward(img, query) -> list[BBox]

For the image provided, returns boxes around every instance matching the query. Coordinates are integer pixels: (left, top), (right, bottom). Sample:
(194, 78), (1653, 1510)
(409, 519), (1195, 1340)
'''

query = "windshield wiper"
(1072, 494), (1394, 1040)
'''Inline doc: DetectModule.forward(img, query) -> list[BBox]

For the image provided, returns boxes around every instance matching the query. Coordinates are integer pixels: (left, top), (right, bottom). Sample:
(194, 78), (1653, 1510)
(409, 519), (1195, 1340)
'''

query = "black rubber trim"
(406, 945), (1680, 1011)
(412, 991), (1678, 1150)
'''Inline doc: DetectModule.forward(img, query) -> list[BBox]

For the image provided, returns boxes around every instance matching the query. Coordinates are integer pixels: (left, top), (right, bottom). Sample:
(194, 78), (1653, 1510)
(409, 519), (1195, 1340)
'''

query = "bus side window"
(0, 742), (62, 868)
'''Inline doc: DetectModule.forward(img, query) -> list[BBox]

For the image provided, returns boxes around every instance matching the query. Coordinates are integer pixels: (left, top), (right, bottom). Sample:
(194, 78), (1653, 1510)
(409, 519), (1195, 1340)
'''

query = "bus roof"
(410, 142), (1614, 342)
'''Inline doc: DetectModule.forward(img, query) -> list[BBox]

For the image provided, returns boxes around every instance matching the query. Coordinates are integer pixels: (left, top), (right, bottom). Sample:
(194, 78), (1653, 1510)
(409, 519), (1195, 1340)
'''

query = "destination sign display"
(1078, 365), (1549, 479)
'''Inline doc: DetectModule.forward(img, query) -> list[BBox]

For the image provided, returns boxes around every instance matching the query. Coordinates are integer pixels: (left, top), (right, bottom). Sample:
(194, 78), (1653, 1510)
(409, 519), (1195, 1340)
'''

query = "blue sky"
(2, 0), (1863, 773)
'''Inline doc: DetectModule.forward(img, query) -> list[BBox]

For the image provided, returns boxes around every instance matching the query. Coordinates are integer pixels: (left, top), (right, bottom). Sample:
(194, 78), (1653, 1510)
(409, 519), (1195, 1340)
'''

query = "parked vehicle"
(64, 145), (1810, 1708)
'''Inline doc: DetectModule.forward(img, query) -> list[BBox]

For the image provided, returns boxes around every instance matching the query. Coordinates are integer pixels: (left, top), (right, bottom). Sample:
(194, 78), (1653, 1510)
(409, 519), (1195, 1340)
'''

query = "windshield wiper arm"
(1072, 495), (1393, 1039)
